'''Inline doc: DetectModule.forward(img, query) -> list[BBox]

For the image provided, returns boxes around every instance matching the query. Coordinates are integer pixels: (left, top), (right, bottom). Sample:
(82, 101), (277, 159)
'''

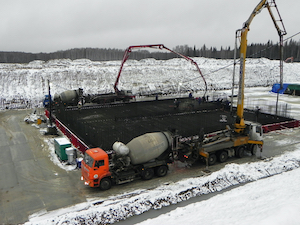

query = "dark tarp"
(287, 84), (300, 91)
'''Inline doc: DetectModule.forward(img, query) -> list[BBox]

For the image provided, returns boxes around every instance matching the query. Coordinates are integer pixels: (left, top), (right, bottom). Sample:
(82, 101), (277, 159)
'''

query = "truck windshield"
(84, 152), (94, 168)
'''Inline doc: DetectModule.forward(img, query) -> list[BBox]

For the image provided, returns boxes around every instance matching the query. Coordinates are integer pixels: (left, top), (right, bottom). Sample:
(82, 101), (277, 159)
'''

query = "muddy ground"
(0, 108), (295, 224)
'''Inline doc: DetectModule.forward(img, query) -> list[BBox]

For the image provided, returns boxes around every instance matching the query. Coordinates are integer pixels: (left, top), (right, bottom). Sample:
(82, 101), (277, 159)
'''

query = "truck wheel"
(141, 168), (154, 180)
(217, 151), (228, 163)
(155, 165), (168, 177)
(208, 154), (217, 165)
(235, 146), (245, 158)
(249, 144), (256, 155)
(100, 177), (112, 190)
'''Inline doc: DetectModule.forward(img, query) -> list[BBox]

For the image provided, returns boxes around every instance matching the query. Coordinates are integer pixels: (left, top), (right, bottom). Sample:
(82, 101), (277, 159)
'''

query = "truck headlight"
(93, 174), (99, 179)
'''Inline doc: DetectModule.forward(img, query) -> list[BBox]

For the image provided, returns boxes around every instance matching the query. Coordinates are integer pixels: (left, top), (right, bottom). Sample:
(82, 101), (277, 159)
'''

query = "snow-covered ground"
(137, 163), (300, 225)
(2, 57), (299, 224)
(1, 57), (300, 108)
(26, 130), (300, 225)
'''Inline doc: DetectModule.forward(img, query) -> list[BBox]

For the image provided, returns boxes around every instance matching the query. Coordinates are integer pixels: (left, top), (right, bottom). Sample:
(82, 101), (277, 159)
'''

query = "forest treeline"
(0, 39), (299, 63)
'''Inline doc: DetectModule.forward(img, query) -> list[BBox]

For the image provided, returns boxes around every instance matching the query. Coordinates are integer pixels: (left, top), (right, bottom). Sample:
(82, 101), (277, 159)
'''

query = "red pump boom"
(114, 44), (207, 97)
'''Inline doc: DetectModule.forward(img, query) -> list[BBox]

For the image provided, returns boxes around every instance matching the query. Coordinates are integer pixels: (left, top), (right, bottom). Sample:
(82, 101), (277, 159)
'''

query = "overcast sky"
(0, 0), (299, 53)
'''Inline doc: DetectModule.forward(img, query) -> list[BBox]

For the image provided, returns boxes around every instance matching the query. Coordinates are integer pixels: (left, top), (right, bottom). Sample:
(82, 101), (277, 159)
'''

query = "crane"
(114, 44), (207, 97)
(234, 0), (286, 133)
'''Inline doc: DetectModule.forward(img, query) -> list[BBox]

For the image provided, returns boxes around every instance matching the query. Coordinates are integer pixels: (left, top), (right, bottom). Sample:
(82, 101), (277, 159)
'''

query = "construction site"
(45, 1), (299, 192)
(2, 0), (300, 224)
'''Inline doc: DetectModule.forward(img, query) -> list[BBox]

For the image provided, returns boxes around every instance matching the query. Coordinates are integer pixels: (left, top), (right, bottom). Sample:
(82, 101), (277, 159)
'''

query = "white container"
(65, 147), (75, 164)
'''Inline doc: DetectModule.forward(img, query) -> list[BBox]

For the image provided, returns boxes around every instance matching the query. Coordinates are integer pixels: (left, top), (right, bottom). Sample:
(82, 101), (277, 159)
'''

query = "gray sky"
(0, 0), (299, 53)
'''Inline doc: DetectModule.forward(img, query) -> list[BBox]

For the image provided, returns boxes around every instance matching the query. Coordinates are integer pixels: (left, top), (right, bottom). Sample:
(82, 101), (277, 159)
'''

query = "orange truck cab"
(81, 148), (112, 190)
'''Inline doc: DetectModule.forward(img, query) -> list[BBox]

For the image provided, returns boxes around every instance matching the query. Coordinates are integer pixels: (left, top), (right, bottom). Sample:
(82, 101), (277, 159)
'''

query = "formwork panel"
(53, 98), (294, 151)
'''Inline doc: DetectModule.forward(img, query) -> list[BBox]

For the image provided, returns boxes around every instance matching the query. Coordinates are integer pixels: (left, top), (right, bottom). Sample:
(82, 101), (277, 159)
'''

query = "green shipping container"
(54, 137), (71, 161)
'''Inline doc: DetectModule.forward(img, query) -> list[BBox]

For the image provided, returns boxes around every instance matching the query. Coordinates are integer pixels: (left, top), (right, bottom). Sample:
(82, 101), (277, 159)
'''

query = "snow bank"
(138, 167), (300, 225)
(1, 58), (300, 108)
(26, 143), (300, 225)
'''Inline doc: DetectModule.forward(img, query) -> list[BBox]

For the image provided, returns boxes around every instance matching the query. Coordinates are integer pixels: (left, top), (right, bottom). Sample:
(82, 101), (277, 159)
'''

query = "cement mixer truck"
(53, 88), (83, 107)
(81, 122), (263, 190)
(81, 132), (174, 190)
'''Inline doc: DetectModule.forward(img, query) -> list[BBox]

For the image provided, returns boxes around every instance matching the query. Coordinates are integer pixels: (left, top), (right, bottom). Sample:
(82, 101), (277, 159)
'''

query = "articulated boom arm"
(234, 0), (286, 133)
(114, 44), (207, 96)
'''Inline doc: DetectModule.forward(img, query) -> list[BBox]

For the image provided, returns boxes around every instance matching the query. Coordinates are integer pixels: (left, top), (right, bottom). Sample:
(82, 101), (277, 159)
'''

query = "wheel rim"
(208, 154), (216, 165)
(100, 178), (111, 190)
(236, 146), (245, 158)
(219, 151), (228, 163)
(142, 168), (154, 180)
(156, 165), (168, 177)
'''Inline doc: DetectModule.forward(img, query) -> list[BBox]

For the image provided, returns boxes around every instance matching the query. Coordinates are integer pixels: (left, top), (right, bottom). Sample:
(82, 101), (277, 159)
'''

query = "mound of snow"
(1, 58), (299, 108)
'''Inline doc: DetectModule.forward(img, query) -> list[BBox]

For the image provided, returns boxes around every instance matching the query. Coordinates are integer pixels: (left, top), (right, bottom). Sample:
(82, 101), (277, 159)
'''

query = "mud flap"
(200, 151), (209, 169)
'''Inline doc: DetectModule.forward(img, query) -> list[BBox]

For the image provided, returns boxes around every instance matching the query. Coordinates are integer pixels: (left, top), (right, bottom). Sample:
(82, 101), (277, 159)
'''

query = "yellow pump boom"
(234, 0), (286, 133)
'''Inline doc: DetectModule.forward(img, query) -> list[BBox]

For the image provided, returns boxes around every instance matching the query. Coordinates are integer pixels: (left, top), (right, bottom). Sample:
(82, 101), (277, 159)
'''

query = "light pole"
(46, 79), (57, 135)
(48, 80), (52, 126)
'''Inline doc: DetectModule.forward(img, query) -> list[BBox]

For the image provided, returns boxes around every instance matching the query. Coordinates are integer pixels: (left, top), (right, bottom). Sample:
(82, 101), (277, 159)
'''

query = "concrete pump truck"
(81, 0), (286, 190)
